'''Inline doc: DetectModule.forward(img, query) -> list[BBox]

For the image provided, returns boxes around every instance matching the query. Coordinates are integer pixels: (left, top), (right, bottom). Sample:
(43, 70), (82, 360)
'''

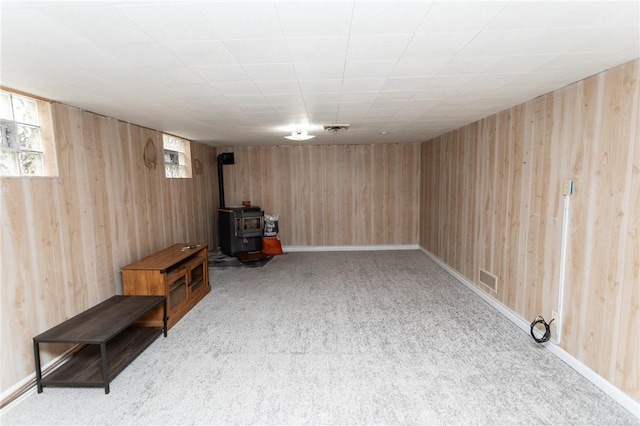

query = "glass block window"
(1, 90), (57, 177)
(163, 133), (192, 178)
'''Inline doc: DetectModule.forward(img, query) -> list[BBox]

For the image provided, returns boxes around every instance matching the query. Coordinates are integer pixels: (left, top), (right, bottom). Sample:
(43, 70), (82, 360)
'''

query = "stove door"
(235, 213), (263, 238)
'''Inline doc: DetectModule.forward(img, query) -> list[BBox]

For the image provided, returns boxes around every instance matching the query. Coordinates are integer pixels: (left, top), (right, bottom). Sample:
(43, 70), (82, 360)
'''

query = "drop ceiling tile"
(293, 62), (345, 80)
(217, 111), (253, 121)
(402, 31), (477, 58)
(0, 68), (113, 98)
(338, 92), (378, 103)
(160, 41), (238, 66)
(390, 57), (452, 77)
(83, 66), (153, 88)
(224, 38), (291, 64)
(424, 73), (477, 89)
(1, 8), (91, 46)
(381, 77), (432, 91)
(192, 64), (250, 83)
(571, 26), (640, 53)
(350, 1), (432, 35)
(264, 94), (305, 105)
(299, 79), (343, 94)
(187, 95), (234, 107)
(226, 94), (270, 106)
(458, 29), (545, 57)
(459, 73), (522, 90)
(548, 1), (640, 28)
(183, 92), (234, 107)
(501, 71), (578, 90)
(242, 63), (297, 81)
(132, 86), (184, 104)
(211, 81), (261, 96)
(196, 2), (283, 39)
(364, 109), (401, 120)
(254, 80), (301, 95)
(453, 84), (499, 98)
(343, 60), (397, 79)
(336, 102), (370, 112)
(116, 3), (219, 42)
(145, 68), (208, 87)
(412, 88), (455, 99)
(483, 2), (578, 31)
(1, 44), (127, 71)
(427, 104), (463, 114)
(369, 100), (407, 111)
(100, 43), (179, 67)
(303, 92), (341, 104)
(276, 1), (353, 37)
(341, 78), (387, 92)
(404, 98), (443, 109)
(484, 54), (561, 74)
(437, 55), (505, 75)
(346, 34), (413, 61)
(374, 91), (416, 102)
(43, 6), (158, 44)
(336, 112), (367, 123)
(307, 106), (339, 117)
(247, 116), (279, 125)
(390, 108), (428, 121)
(287, 37), (349, 63)
(416, 1), (507, 33)
(513, 28), (593, 55)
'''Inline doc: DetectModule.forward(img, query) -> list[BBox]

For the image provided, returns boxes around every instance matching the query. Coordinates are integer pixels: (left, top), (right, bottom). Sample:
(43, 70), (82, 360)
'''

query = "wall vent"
(479, 269), (498, 292)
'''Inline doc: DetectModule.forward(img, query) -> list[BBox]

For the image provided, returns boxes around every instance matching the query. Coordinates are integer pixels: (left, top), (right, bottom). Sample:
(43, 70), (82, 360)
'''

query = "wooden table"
(33, 295), (167, 394)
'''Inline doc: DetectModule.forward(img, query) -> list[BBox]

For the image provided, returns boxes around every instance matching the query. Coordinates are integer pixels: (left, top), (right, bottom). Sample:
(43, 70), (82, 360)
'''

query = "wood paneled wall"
(219, 144), (420, 246)
(0, 103), (217, 396)
(420, 59), (639, 402)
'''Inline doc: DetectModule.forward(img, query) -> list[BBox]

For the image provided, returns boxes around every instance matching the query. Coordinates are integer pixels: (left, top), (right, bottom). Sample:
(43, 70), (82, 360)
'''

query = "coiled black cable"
(530, 316), (554, 343)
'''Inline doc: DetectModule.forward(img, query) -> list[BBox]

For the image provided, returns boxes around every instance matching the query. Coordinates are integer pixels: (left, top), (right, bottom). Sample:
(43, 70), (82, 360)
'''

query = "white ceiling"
(1, 1), (638, 147)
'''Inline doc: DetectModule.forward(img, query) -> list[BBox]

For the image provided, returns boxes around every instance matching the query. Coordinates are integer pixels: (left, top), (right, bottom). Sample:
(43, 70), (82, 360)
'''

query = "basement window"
(0, 90), (58, 177)
(163, 133), (192, 179)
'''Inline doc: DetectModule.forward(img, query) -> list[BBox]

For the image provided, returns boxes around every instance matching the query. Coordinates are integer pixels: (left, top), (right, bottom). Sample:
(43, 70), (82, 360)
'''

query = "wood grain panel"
(420, 59), (639, 402)
(218, 144), (421, 247)
(0, 103), (217, 397)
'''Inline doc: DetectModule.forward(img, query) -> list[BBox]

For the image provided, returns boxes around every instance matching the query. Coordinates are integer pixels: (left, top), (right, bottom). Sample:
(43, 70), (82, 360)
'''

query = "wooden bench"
(33, 295), (167, 394)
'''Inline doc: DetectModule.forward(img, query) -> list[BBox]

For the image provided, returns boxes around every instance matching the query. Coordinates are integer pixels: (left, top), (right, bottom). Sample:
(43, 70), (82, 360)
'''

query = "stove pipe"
(217, 152), (234, 209)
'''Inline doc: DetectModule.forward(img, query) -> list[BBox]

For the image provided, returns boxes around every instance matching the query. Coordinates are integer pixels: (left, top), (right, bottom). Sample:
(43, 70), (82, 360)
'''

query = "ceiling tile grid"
(0, 1), (638, 146)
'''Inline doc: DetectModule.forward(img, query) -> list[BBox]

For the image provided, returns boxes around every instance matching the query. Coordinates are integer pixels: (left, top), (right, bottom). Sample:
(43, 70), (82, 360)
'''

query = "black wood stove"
(218, 206), (263, 256)
(217, 152), (264, 256)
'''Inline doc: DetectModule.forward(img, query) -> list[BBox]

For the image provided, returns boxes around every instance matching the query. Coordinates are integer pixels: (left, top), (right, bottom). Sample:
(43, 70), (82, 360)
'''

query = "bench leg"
(100, 343), (110, 394)
(33, 341), (43, 393)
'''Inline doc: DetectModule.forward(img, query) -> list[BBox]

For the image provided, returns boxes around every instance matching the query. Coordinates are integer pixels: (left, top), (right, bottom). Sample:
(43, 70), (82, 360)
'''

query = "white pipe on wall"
(554, 181), (573, 345)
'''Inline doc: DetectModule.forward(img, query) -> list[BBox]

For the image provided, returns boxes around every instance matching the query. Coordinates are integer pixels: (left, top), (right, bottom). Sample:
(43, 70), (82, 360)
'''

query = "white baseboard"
(0, 346), (76, 414)
(283, 244), (419, 252)
(419, 246), (640, 419)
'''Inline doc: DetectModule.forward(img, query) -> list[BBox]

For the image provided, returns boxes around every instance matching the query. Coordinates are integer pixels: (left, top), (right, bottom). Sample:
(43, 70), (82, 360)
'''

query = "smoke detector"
(323, 124), (350, 133)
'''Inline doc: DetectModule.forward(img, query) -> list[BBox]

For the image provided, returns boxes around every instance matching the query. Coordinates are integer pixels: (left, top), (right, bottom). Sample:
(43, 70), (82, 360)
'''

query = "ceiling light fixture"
(284, 130), (315, 141)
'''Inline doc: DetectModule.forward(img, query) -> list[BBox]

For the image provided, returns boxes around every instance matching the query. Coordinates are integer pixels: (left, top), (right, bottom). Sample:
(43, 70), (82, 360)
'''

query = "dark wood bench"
(33, 295), (167, 394)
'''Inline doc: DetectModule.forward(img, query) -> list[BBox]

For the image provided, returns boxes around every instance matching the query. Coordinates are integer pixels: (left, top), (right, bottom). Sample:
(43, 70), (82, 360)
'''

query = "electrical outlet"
(551, 311), (558, 327)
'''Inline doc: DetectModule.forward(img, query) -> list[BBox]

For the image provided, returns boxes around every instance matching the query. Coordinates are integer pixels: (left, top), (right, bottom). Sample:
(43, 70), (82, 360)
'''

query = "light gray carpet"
(2, 251), (637, 425)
